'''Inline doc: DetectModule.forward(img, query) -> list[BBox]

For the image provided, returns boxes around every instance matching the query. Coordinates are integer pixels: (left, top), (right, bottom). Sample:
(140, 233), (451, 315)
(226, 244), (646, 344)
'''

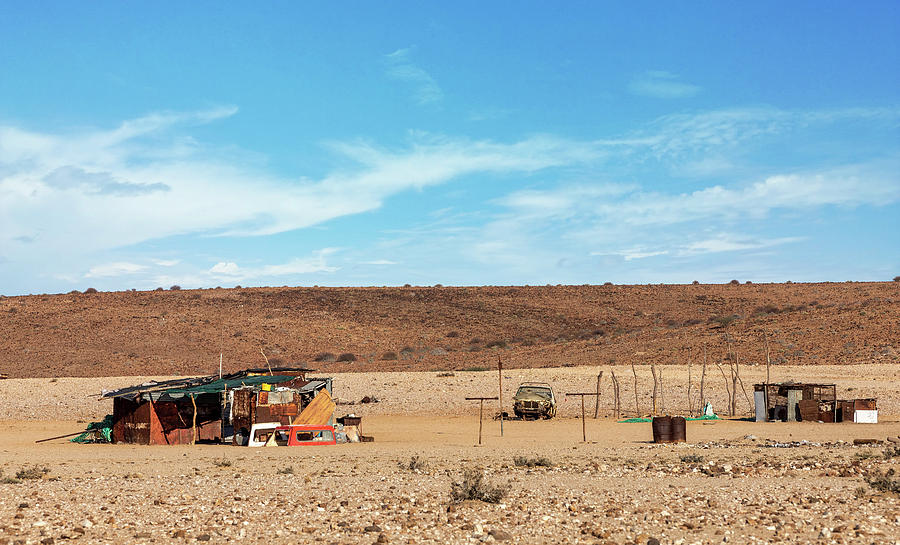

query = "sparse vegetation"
(214, 457), (233, 468)
(462, 366), (489, 372)
(513, 455), (553, 468)
(692, 280), (699, 285)
(450, 467), (509, 503)
(0, 469), (19, 484)
(729, 279), (740, 285)
(381, 351), (398, 361)
(170, 285), (181, 291)
(337, 352), (356, 362)
(446, 331), (459, 338)
(314, 352), (336, 362)
(399, 455), (427, 471)
(276, 466), (295, 475)
(883, 446), (900, 459)
(866, 468), (900, 494)
(485, 339), (508, 349)
(894, 276), (900, 282)
(84, 287), (98, 294)
(680, 454), (705, 464)
(16, 465), (49, 480)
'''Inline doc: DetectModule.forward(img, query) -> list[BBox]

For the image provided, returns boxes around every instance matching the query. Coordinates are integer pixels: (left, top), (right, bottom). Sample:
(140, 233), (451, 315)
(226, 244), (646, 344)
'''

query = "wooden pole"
(465, 397), (498, 445)
(700, 344), (708, 415)
(593, 371), (603, 419)
(714, 360), (733, 417)
(260, 347), (273, 376)
(764, 330), (771, 384)
(631, 363), (639, 416)
(566, 393), (600, 442)
(219, 353), (223, 380)
(190, 394), (198, 445)
(610, 371), (620, 419)
(498, 356), (503, 437)
(687, 348), (693, 417)
(651, 364), (658, 415)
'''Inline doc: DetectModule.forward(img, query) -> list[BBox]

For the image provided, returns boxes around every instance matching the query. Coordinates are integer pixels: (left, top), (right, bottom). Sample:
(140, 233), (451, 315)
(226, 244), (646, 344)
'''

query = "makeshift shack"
(103, 367), (333, 445)
(753, 382), (877, 423)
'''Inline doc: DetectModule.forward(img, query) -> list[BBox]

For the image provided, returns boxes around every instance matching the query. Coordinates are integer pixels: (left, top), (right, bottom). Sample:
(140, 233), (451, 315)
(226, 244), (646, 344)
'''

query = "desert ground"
(3, 365), (900, 545)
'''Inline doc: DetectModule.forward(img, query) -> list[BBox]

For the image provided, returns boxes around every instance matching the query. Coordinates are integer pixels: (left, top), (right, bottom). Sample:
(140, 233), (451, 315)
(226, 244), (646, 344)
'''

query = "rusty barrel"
(671, 416), (686, 442)
(652, 416), (673, 443)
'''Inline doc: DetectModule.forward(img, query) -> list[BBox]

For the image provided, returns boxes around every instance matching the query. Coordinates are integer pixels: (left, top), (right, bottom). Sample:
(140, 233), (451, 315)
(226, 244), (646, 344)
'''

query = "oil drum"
(671, 416), (686, 442)
(652, 415), (673, 443)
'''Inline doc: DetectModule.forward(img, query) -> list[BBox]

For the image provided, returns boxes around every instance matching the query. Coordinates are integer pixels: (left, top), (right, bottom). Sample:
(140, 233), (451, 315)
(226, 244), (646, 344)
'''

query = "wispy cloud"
(384, 47), (443, 105)
(208, 250), (339, 282)
(629, 70), (700, 99)
(85, 262), (147, 278)
(678, 234), (804, 256)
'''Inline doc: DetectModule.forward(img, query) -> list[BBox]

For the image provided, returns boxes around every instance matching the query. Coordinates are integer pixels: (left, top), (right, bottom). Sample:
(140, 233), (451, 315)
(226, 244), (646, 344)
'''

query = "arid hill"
(0, 282), (897, 378)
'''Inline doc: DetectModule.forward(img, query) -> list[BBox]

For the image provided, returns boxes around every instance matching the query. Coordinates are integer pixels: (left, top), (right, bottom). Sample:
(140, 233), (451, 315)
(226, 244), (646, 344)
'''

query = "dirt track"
(2, 366), (900, 544)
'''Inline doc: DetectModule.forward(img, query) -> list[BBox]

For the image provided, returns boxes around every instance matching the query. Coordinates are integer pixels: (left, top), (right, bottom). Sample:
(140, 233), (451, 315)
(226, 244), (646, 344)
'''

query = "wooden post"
(567, 393), (601, 442)
(190, 394), (198, 445)
(687, 348), (693, 417)
(465, 397), (498, 445)
(593, 371), (603, 419)
(610, 371), (620, 419)
(260, 347), (273, 376)
(764, 330), (771, 384)
(700, 344), (708, 415)
(498, 357), (504, 437)
(714, 360), (733, 417)
(651, 364), (658, 415)
(631, 363), (639, 416)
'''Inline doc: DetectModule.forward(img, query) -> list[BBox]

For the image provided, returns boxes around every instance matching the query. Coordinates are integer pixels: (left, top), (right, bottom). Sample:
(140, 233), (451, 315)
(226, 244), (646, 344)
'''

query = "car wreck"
(512, 382), (557, 419)
(102, 367), (334, 445)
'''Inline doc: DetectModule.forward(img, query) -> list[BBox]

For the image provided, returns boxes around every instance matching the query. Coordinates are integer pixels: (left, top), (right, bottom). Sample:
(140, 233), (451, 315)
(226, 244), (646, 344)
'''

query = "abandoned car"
(512, 382), (557, 419)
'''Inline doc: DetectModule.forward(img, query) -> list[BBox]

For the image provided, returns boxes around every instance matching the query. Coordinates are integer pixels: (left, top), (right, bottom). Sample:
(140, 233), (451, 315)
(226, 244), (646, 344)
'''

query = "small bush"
(709, 314), (739, 328)
(894, 276), (900, 282)
(314, 352), (336, 362)
(84, 287), (98, 294)
(463, 366), (489, 372)
(0, 469), (19, 484)
(16, 466), (49, 480)
(277, 466), (295, 475)
(469, 337), (482, 345)
(446, 331), (459, 338)
(68, 290), (81, 295)
(337, 353), (356, 362)
(692, 280), (699, 285)
(381, 351), (398, 361)
(884, 446), (900, 459)
(513, 455), (553, 468)
(729, 279), (740, 285)
(170, 285), (181, 291)
(154, 287), (164, 291)
(866, 469), (900, 494)
(399, 455), (427, 471)
(680, 454), (705, 464)
(485, 340), (508, 349)
(214, 457), (232, 468)
(603, 282), (613, 286)
(450, 467), (509, 503)
(436, 371), (455, 377)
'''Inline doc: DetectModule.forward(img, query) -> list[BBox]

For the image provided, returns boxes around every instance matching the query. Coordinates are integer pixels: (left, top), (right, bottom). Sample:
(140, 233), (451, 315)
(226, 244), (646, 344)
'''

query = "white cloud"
(629, 70), (700, 99)
(85, 262), (147, 278)
(362, 259), (397, 265)
(153, 259), (179, 267)
(210, 261), (240, 276)
(384, 47), (444, 105)
(678, 235), (804, 256)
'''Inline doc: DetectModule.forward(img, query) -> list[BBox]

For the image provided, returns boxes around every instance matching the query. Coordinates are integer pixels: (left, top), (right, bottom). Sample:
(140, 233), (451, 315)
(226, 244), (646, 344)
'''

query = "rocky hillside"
(0, 282), (897, 378)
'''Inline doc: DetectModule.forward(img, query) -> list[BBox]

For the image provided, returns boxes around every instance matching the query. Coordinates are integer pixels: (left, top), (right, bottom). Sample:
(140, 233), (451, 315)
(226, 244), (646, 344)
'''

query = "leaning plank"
(293, 390), (336, 426)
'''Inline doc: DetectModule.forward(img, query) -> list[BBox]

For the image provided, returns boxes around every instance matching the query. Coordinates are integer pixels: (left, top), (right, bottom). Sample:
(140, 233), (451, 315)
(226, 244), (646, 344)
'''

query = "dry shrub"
(445, 331), (459, 338)
(169, 285), (181, 291)
(337, 353), (356, 362)
(314, 352), (336, 362)
(16, 466), (49, 480)
(399, 455), (427, 471)
(729, 279), (740, 285)
(450, 467), (509, 503)
(84, 287), (98, 294)
(381, 351), (398, 361)
(513, 455), (553, 468)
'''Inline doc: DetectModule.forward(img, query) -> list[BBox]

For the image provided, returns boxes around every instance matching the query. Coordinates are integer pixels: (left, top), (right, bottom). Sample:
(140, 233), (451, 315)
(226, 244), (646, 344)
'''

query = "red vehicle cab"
(272, 425), (336, 446)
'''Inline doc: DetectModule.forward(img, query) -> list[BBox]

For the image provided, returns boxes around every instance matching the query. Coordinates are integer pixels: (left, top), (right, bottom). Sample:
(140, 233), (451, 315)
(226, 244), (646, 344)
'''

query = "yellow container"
(261, 383), (271, 391)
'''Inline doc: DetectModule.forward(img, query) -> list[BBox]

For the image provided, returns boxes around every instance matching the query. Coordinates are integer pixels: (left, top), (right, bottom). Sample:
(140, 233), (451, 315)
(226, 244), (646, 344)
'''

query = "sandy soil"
(1, 282), (897, 378)
(2, 367), (900, 544)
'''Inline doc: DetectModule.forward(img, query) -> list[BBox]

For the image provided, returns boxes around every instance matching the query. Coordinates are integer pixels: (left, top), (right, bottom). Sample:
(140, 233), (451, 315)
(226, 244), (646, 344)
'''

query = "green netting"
(71, 415), (114, 443)
(617, 415), (720, 423)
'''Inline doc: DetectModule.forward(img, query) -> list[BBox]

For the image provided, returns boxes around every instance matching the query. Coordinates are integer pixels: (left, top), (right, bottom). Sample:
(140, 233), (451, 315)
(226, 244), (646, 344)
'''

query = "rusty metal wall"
(112, 397), (151, 444)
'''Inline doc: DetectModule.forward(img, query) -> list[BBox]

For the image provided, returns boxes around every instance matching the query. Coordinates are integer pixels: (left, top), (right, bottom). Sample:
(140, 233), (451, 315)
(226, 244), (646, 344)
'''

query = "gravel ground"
(2, 367), (900, 544)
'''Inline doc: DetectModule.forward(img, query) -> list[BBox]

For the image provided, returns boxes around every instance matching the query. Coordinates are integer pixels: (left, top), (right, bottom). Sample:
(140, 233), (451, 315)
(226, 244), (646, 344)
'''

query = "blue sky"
(1, 2), (898, 294)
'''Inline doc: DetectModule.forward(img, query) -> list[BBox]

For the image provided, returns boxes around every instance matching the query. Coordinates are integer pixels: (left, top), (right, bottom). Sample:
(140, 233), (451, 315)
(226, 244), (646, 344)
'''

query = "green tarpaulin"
(71, 415), (114, 443)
